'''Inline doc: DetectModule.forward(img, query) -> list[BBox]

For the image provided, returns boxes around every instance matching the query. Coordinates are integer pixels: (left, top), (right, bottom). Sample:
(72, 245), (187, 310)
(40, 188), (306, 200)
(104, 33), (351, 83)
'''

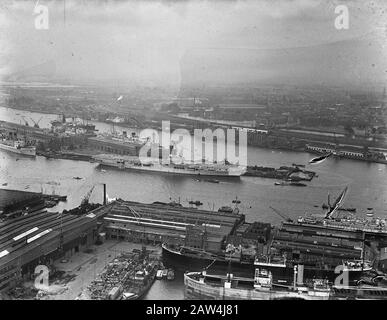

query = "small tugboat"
(292, 163), (305, 168)
(189, 200), (203, 206)
(274, 181), (307, 187)
(121, 292), (138, 300)
(289, 182), (307, 187)
(232, 198), (241, 204)
(204, 179), (220, 184)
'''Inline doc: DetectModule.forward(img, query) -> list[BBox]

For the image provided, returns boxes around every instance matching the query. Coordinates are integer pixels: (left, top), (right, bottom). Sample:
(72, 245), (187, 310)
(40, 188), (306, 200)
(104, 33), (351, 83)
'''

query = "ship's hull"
(0, 143), (36, 156)
(184, 272), (330, 300)
(162, 244), (252, 270)
(163, 244), (366, 285)
(96, 159), (245, 177)
(134, 272), (157, 300)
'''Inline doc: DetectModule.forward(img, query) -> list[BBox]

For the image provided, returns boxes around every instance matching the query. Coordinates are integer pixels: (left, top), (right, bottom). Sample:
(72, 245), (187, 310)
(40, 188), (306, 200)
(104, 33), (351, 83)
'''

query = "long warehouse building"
(101, 199), (245, 253)
(0, 205), (112, 291)
(0, 199), (245, 292)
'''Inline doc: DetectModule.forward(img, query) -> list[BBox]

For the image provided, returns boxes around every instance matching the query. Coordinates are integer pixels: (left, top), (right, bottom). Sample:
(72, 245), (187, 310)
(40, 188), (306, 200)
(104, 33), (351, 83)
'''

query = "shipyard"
(2, 0), (387, 309)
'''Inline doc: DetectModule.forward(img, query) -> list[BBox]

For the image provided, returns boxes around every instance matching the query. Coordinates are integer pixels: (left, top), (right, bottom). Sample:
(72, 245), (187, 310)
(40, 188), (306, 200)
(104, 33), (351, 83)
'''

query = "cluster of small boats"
(156, 268), (175, 281)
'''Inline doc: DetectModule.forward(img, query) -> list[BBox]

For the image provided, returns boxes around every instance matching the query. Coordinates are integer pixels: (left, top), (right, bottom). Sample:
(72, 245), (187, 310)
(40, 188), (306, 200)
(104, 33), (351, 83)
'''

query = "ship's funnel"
(366, 208), (374, 217)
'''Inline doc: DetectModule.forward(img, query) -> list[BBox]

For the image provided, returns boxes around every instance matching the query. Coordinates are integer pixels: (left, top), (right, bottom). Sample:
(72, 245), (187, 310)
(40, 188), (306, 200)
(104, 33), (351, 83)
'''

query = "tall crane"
(269, 206), (293, 222)
(121, 203), (141, 223)
(81, 185), (95, 206)
(20, 116), (29, 127)
(30, 117), (42, 128)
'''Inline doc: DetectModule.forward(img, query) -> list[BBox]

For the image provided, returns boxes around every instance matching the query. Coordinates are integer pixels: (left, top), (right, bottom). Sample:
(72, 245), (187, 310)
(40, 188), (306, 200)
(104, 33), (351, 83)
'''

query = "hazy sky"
(1, 0), (387, 88)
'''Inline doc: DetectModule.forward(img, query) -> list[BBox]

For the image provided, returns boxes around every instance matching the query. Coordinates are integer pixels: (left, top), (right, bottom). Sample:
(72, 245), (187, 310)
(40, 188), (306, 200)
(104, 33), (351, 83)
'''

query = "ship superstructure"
(184, 265), (331, 300)
(93, 154), (246, 177)
(0, 138), (36, 157)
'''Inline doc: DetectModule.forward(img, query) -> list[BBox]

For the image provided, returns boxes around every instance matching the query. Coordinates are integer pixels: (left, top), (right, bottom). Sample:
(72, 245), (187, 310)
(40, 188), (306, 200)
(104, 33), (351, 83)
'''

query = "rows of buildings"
(2, 194), (387, 293)
(0, 206), (111, 291)
(0, 196), (256, 292)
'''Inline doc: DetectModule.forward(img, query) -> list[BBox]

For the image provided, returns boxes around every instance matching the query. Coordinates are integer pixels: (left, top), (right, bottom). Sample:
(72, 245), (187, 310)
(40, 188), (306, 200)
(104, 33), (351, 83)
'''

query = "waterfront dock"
(244, 165), (316, 181)
(87, 247), (161, 300)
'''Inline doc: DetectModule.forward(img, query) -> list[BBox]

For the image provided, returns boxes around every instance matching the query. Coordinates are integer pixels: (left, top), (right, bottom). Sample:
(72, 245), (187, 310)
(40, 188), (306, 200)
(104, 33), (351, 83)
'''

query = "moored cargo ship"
(163, 243), (374, 286)
(184, 268), (387, 300)
(0, 139), (36, 157)
(184, 266), (332, 300)
(162, 243), (254, 268)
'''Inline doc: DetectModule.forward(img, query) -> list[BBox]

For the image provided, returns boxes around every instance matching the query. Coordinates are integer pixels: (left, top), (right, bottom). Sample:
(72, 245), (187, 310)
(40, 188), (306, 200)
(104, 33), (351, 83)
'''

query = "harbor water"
(1, 106), (387, 299)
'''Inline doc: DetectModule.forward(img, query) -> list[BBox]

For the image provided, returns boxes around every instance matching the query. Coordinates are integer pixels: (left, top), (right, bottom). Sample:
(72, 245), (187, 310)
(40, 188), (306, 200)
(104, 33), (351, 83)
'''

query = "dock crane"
(20, 116), (29, 127)
(30, 117), (42, 128)
(269, 206), (293, 222)
(120, 203), (141, 222)
(81, 185), (95, 206)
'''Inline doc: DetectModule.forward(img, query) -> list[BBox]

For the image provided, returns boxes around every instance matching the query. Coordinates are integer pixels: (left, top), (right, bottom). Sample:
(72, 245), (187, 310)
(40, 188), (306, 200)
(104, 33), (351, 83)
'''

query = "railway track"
(0, 213), (86, 258)
(0, 211), (52, 235)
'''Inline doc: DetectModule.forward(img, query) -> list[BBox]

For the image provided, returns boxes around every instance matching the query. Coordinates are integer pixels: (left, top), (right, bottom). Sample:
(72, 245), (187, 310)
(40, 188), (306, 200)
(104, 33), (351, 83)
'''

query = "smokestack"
(297, 265), (304, 285)
(103, 183), (107, 205)
(293, 265), (297, 290)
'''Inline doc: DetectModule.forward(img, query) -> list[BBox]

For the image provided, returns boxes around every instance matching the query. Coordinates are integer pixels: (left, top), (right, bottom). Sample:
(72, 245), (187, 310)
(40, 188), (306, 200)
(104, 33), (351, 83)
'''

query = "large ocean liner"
(93, 154), (246, 177)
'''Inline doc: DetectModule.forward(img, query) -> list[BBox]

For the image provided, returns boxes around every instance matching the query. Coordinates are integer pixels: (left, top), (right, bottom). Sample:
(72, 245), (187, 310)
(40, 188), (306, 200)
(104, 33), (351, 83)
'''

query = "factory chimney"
(103, 183), (107, 205)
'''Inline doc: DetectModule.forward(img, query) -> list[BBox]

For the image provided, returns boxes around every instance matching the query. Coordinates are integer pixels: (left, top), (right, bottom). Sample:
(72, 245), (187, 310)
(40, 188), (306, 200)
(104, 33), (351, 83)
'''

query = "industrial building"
(270, 221), (367, 269)
(100, 199), (245, 253)
(0, 197), (247, 292)
(0, 189), (42, 215)
(0, 205), (112, 292)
